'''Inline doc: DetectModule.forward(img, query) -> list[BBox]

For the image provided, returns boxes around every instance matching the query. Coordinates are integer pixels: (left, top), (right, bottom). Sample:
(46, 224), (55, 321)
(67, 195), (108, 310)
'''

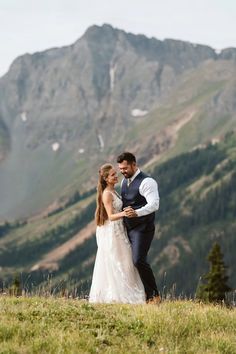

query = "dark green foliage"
(192, 172), (236, 224)
(64, 188), (96, 208)
(0, 220), (27, 238)
(0, 201), (96, 266)
(17, 237), (96, 296)
(171, 171), (236, 233)
(153, 144), (226, 197)
(47, 188), (96, 217)
(54, 236), (96, 296)
(0, 221), (11, 237)
(8, 273), (22, 296)
(196, 243), (232, 303)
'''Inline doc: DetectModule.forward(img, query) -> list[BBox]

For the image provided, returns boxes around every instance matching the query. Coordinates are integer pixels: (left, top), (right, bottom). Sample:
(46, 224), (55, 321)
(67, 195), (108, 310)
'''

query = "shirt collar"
(129, 168), (140, 183)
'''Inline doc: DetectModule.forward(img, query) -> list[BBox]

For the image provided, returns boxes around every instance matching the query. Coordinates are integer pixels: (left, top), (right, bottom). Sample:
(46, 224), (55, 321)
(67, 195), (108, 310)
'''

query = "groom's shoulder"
(140, 171), (149, 177)
(140, 171), (158, 184)
(140, 170), (155, 180)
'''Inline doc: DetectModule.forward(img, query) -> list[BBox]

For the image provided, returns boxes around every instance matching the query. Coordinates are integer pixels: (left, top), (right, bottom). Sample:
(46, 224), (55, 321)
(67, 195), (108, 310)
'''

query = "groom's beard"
(122, 173), (133, 178)
(121, 170), (136, 178)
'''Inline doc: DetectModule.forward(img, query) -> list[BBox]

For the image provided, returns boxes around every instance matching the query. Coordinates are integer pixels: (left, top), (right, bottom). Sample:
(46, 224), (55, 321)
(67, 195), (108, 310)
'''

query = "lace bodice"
(111, 191), (123, 212)
(103, 190), (130, 245)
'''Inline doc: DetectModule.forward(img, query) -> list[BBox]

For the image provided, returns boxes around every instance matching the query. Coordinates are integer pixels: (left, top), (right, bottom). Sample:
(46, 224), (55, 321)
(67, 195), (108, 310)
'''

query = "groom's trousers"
(127, 225), (159, 300)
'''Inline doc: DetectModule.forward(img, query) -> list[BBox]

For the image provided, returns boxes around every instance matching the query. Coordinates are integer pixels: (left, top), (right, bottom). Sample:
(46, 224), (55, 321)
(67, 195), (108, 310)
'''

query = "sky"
(0, 0), (235, 77)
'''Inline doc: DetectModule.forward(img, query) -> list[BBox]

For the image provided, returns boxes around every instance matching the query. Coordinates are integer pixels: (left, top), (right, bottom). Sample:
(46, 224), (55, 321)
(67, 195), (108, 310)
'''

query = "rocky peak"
(82, 25), (218, 70)
(219, 48), (236, 61)
(82, 23), (119, 42)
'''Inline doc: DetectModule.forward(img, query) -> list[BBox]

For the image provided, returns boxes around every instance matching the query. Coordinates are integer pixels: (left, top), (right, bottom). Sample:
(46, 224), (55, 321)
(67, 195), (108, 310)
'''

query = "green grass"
(0, 297), (235, 353)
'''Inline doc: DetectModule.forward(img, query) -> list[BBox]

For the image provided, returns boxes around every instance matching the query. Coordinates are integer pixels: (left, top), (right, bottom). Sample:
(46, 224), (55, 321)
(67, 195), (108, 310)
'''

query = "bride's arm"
(102, 191), (125, 221)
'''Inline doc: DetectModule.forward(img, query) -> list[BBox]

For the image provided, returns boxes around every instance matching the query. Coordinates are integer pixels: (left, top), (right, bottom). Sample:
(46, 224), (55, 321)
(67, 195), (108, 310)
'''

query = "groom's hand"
(124, 207), (138, 218)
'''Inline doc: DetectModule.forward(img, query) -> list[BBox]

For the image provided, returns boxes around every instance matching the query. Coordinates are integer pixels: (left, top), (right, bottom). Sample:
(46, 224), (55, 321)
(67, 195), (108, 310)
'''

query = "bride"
(89, 163), (146, 304)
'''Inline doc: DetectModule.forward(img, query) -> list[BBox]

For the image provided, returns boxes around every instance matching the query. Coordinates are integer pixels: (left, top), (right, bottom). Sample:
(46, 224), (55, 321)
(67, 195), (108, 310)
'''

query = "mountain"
(0, 24), (236, 296)
(0, 24), (236, 220)
(1, 132), (236, 296)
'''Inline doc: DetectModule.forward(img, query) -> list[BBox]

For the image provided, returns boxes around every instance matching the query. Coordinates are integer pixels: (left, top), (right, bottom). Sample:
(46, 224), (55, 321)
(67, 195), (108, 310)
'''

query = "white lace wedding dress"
(89, 191), (146, 304)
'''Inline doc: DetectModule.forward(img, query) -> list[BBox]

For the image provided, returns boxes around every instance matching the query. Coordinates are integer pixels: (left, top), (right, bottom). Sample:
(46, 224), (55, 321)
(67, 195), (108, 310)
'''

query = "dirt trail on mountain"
(31, 220), (96, 271)
(165, 109), (196, 136)
(144, 108), (196, 168)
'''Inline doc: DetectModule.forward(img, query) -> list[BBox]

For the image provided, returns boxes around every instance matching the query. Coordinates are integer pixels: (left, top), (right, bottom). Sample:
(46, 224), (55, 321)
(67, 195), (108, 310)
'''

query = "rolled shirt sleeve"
(135, 177), (160, 217)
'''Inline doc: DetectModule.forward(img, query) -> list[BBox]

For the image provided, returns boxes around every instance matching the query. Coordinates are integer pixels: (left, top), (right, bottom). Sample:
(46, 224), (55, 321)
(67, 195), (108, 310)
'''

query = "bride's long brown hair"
(95, 163), (113, 226)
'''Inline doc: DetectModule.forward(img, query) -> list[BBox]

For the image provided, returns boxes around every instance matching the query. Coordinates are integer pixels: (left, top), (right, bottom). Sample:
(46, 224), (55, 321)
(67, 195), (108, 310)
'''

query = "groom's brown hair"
(117, 152), (136, 164)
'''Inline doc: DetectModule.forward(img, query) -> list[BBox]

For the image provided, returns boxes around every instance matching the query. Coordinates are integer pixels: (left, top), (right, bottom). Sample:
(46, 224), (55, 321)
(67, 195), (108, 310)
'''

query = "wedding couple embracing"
(89, 152), (161, 304)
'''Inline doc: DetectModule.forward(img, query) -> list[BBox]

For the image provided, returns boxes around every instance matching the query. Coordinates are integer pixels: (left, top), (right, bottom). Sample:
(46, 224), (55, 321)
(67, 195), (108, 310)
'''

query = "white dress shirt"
(121, 169), (160, 217)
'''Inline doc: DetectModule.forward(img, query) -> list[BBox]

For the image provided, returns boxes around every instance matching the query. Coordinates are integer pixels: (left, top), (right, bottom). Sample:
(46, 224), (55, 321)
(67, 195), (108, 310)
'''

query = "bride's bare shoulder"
(102, 189), (113, 202)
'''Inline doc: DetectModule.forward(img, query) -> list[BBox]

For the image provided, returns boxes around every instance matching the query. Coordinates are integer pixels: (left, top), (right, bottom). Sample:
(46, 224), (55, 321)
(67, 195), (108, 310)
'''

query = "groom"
(117, 152), (161, 304)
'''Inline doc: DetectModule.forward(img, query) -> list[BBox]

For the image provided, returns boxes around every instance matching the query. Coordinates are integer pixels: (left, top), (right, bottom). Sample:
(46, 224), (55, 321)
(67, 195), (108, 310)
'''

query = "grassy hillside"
(0, 192), (96, 292)
(1, 132), (236, 297)
(149, 132), (236, 295)
(0, 297), (235, 353)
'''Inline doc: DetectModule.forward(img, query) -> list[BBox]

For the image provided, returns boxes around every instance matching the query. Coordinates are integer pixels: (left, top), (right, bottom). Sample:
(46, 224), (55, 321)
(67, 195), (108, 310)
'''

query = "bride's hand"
(124, 207), (137, 218)
(123, 206), (132, 215)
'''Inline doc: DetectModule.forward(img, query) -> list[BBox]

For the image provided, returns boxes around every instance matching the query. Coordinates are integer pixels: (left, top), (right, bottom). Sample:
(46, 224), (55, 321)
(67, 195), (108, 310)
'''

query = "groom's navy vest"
(121, 171), (155, 231)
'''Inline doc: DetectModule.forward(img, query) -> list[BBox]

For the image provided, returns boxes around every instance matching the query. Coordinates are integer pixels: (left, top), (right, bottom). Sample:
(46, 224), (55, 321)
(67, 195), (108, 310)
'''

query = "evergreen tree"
(196, 243), (231, 303)
(9, 273), (22, 296)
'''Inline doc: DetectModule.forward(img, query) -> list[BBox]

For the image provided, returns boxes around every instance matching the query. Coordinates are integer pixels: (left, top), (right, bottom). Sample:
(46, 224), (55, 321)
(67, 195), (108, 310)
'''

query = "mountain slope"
(1, 132), (236, 296)
(0, 24), (236, 220)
